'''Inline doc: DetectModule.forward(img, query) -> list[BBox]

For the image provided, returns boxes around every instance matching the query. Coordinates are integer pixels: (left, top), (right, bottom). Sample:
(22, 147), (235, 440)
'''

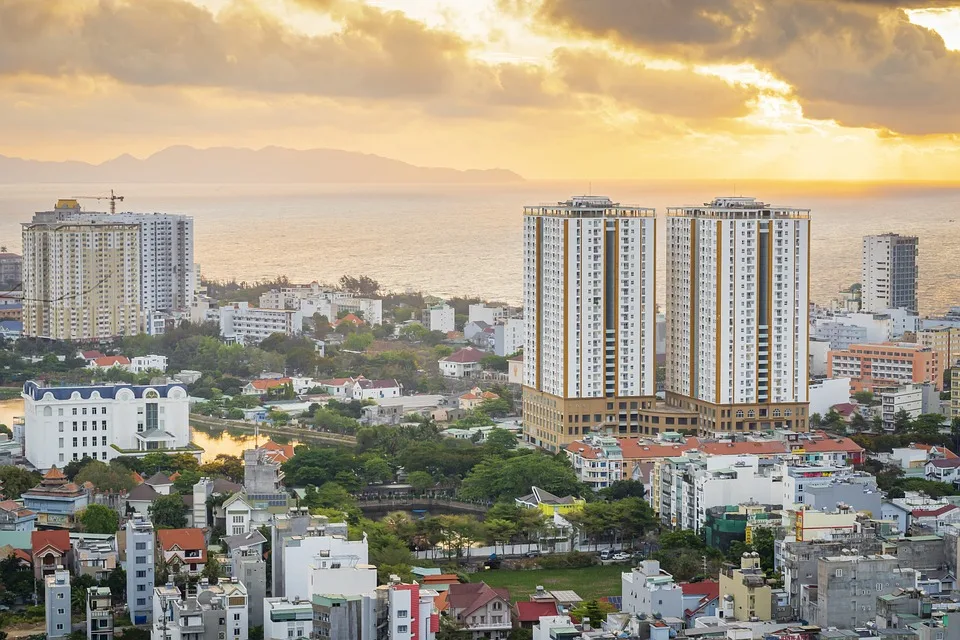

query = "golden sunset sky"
(4, 0), (960, 180)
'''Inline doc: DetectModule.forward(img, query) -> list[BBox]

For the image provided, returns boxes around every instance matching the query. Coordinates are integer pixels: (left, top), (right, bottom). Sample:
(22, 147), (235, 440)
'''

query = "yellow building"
(515, 486), (585, 516)
(719, 553), (772, 622)
(22, 200), (142, 341)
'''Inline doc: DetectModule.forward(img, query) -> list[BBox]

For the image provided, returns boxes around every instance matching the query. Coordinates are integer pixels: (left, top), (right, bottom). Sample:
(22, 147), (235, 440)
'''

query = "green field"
(471, 564), (625, 603)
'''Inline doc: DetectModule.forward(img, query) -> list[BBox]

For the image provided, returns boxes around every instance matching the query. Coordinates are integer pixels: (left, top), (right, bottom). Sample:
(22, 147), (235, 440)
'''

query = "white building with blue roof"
(22, 381), (198, 471)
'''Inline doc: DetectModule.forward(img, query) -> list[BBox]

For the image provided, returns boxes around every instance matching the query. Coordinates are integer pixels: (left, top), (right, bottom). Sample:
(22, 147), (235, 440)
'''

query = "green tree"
(480, 355), (508, 372)
(482, 428), (518, 455)
(78, 504), (119, 534)
(202, 557), (223, 584)
(343, 333), (374, 352)
(76, 460), (136, 493)
(853, 390), (874, 405)
(63, 456), (95, 480)
(477, 398), (511, 418)
(407, 471), (435, 493)
(200, 455), (244, 483)
(459, 452), (580, 502)
(0, 466), (41, 499)
(149, 494), (188, 529)
(399, 323), (429, 342)
(570, 600), (614, 626)
(107, 566), (126, 599)
(362, 457), (393, 484)
(893, 409), (913, 433)
(598, 479), (647, 501)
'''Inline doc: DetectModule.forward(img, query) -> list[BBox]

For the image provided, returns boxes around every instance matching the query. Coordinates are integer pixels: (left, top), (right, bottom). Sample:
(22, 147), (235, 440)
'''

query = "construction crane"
(72, 189), (125, 214)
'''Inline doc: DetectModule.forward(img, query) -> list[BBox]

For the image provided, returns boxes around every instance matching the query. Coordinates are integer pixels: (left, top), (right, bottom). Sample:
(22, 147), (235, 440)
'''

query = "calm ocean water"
(1, 181), (960, 313)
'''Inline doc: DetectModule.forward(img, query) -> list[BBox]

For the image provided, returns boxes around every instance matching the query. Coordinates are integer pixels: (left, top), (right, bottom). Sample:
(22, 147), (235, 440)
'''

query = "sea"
(1, 181), (960, 312)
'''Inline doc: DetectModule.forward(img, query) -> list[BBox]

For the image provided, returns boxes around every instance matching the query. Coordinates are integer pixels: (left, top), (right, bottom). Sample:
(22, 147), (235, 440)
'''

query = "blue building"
(125, 515), (155, 625)
(22, 467), (89, 529)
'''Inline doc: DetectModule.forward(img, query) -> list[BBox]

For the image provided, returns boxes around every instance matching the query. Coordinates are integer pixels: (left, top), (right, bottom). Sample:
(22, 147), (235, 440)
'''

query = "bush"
(539, 551), (596, 569)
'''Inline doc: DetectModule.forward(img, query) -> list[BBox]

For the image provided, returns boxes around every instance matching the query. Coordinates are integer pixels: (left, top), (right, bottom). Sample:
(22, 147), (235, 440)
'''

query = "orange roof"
(169, 472), (181, 481)
(697, 440), (790, 456)
(131, 471), (144, 484)
(43, 466), (67, 481)
(334, 313), (365, 327)
(320, 378), (353, 387)
(249, 378), (292, 391)
(157, 528), (206, 558)
(434, 591), (449, 612)
(260, 441), (296, 463)
(798, 436), (864, 454)
(422, 574), (461, 584)
(32, 530), (70, 555)
(910, 443), (958, 459)
(92, 356), (130, 367)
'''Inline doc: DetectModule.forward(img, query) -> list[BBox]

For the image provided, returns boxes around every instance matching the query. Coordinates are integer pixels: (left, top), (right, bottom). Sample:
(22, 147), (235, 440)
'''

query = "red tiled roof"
(448, 582), (510, 619)
(697, 441), (789, 456)
(92, 356), (130, 367)
(81, 350), (105, 360)
(831, 403), (857, 417)
(0, 500), (33, 518)
(157, 528), (207, 561)
(32, 530), (70, 555)
(442, 347), (487, 364)
(131, 471), (144, 484)
(912, 504), (958, 518)
(319, 378), (353, 387)
(422, 574), (461, 584)
(515, 601), (559, 622)
(43, 466), (66, 481)
(927, 458), (960, 469)
(798, 436), (864, 454)
(249, 378), (292, 391)
(680, 579), (720, 597)
(435, 591), (449, 612)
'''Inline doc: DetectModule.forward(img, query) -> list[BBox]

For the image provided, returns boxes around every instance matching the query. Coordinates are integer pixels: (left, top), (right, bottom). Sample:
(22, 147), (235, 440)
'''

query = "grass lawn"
(471, 564), (626, 603)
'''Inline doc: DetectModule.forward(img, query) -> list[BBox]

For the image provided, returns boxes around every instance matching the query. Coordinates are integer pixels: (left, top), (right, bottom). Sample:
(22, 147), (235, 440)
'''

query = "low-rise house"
(86, 356), (131, 371)
(72, 534), (118, 582)
(622, 560), (684, 618)
(680, 580), (720, 627)
(223, 493), (253, 536)
(439, 347), (486, 378)
(0, 500), (37, 531)
(316, 378), (354, 398)
(86, 586), (113, 640)
(32, 529), (72, 580)
(458, 387), (499, 412)
(143, 472), (173, 496)
(264, 597), (313, 640)
(125, 483), (159, 516)
(352, 377), (402, 401)
(515, 487), (584, 517)
(157, 528), (206, 576)
(129, 355), (168, 374)
(447, 582), (512, 640)
(926, 458), (960, 485)
(243, 378), (293, 396)
(513, 601), (559, 630)
(912, 504), (960, 533)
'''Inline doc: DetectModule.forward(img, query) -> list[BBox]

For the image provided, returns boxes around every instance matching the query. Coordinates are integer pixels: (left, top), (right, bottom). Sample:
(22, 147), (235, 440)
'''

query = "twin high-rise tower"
(522, 196), (811, 451)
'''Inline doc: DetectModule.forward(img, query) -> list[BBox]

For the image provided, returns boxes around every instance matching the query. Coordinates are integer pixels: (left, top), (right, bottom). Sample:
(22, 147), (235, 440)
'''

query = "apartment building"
(879, 383), (940, 430)
(621, 560), (684, 618)
(219, 302), (303, 345)
(827, 342), (940, 393)
(61, 211), (196, 318)
(22, 381), (193, 471)
(665, 197), (811, 434)
(862, 233), (919, 313)
(45, 568), (71, 639)
(522, 196), (657, 451)
(151, 579), (248, 640)
(806, 553), (917, 629)
(0, 252), (22, 288)
(423, 304), (455, 333)
(719, 553), (773, 622)
(87, 587), (114, 640)
(22, 201), (141, 340)
(126, 515), (156, 625)
(264, 598), (313, 640)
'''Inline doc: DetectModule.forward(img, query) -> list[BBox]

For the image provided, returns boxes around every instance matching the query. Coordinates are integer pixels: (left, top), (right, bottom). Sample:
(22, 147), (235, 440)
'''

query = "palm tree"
(71, 586), (86, 614)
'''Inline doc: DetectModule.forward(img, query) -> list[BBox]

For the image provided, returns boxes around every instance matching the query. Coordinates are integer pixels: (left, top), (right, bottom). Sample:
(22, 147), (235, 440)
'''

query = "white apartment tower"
(22, 200), (141, 341)
(862, 233), (918, 313)
(665, 197), (811, 433)
(68, 211), (196, 314)
(522, 196), (656, 451)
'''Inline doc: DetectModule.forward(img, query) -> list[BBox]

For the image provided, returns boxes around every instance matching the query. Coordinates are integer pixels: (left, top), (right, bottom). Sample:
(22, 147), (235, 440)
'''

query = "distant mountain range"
(0, 146), (524, 184)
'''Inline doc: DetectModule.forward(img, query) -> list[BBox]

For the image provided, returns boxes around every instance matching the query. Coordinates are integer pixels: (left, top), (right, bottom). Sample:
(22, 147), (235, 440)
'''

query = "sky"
(4, 0), (960, 180)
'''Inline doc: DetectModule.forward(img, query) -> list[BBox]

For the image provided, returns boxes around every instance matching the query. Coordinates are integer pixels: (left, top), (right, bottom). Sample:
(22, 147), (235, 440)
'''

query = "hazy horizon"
(3, 1), (960, 181)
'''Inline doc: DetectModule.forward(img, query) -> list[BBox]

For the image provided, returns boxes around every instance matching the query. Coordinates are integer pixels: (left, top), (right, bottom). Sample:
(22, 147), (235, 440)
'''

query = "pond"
(0, 398), (300, 462)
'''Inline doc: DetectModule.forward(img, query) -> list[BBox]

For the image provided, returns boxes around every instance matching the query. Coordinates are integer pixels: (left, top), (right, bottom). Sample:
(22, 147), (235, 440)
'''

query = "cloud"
(553, 49), (759, 119)
(534, 0), (960, 134)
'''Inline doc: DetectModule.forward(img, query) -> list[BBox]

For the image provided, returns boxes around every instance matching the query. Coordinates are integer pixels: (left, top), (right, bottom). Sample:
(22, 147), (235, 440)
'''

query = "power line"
(0, 276), (110, 304)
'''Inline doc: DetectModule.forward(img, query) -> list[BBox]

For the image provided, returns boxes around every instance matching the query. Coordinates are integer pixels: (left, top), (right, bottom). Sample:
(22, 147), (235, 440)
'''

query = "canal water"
(0, 397), (299, 461)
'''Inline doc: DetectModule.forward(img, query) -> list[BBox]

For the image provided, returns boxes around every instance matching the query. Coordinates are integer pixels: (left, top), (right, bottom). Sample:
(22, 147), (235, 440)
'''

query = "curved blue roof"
(23, 380), (188, 401)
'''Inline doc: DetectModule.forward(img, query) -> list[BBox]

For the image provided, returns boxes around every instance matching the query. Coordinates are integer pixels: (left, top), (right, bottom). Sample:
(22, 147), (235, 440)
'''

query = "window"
(59, 422), (63, 432)
(146, 403), (159, 431)
(232, 516), (244, 523)
(397, 610), (408, 619)
(234, 614), (241, 621)
(57, 593), (64, 599)
(136, 556), (147, 564)
(72, 408), (77, 415)
(102, 436), (107, 446)
(73, 437), (78, 447)
(836, 568), (843, 577)
(137, 598), (146, 606)
(57, 625), (64, 631)
(136, 570), (146, 578)
(397, 626), (408, 634)
(137, 584), (146, 592)
(59, 438), (64, 448)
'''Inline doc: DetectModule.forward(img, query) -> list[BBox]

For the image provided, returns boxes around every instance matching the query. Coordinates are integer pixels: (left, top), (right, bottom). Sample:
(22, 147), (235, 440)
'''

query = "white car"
(612, 552), (631, 562)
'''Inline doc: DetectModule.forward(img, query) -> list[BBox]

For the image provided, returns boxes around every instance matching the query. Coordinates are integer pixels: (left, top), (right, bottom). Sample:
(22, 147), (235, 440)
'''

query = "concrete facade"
(126, 515), (156, 625)
(45, 568), (71, 640)
(621, 560), (684, 619)
(809, 554), (917, 629)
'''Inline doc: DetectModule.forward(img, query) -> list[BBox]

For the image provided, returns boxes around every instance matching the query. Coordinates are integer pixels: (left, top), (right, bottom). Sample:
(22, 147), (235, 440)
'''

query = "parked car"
(599, 549), (612, 561)
(612, 552), (631, 562)
(525, 550), (542, 558)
